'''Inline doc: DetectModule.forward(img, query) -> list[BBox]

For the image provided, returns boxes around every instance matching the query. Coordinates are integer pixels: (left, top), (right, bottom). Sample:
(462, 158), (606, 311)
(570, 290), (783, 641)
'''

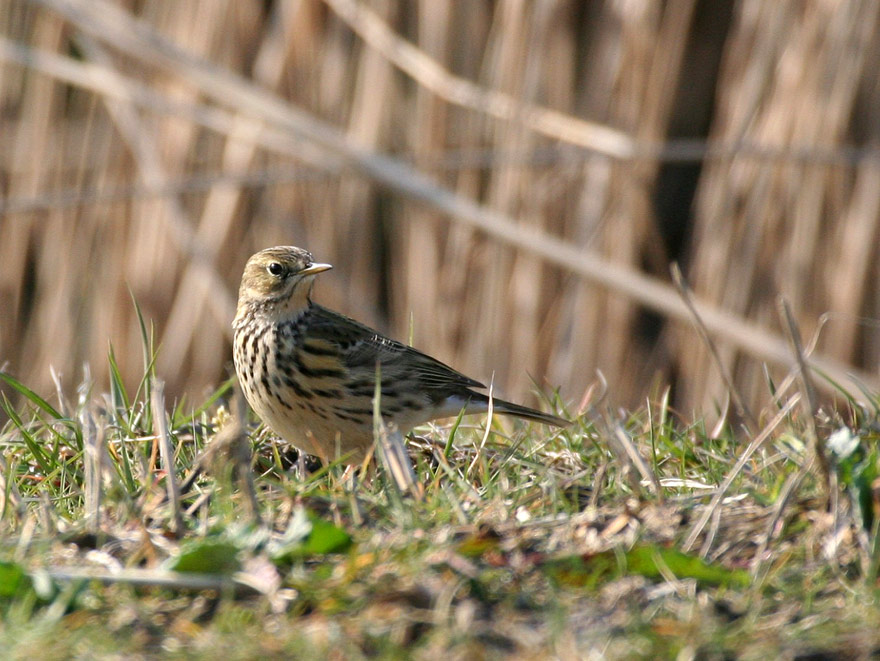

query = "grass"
(2, 345), (880, 659)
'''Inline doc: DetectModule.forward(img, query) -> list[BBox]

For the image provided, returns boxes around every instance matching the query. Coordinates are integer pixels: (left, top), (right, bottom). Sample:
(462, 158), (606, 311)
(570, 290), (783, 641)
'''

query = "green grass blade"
(0, 372), (82, 449)
(113, 434), (138, 495)
(130, 347), (159, 432)
(0, 371), (64, 421)
(129, 288), (153, 379)
(443, 406), (467, 459)
(176, 376), (236, 426)
(106, 344), (130, 415)
(1, 395), (52, 474)
(126, 289), (160, 432)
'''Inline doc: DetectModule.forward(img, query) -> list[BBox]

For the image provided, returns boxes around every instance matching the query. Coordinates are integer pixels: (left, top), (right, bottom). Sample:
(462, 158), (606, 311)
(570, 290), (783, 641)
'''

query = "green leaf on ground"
(165, 540), (241, 575)
(271, 506), (352, 563)
(0, 561), (32, 599)
(542, 544), (750, 590)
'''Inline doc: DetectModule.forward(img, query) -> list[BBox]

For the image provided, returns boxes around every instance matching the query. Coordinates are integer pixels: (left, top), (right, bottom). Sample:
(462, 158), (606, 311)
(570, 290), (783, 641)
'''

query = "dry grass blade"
(151, 379), (184, 535)
(672, 263), (756, 430)
(175, 386), (261, 525)
(750, 460), (811, 582)
(79, 405), (103, 533)
(683, 394), (800, 554)
(467, 382), (495, 479)
(46, 566), (261, 594)
(222, 387), (262, 525)
(0, 452), (22, 520)
(608, 419), (663, 502)
(376, 421), (423, 501)
(49, 366), (70, 419)
(778, 296), (830, 497)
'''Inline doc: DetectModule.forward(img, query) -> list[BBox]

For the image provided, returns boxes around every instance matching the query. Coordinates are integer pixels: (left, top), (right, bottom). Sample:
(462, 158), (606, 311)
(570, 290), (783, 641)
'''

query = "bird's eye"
(267, 262), (285, 277)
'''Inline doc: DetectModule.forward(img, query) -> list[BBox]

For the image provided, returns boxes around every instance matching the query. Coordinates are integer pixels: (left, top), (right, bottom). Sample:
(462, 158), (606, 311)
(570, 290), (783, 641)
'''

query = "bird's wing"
(307, 305), (485, 392)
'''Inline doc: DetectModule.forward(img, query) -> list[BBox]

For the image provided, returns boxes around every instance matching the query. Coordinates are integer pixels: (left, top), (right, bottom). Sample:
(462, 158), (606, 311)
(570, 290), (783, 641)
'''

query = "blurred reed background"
(2, 0), (880, 419)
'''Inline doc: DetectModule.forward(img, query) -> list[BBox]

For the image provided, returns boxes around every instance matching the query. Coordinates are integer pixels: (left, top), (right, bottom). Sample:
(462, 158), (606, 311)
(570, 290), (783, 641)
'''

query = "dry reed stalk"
(399, 0), (452, 364)
(324, 0), (634, 158)
(76, 33), (233, 400)
(473, 0), (534, 389)
(140, 2), (250, 389)
(156, 0), (292, 378)
(2, 0), (879, 421)
(824, 160), (880, 360)
(326, 0), (394, 323)
(682, 0), (880, 413)
(599, 0), (698, 401)
(672, 263), (756, 429)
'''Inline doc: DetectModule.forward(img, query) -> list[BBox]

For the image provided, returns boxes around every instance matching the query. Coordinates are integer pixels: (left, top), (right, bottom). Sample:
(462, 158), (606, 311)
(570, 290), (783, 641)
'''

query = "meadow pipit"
(233, 246), (568, 464)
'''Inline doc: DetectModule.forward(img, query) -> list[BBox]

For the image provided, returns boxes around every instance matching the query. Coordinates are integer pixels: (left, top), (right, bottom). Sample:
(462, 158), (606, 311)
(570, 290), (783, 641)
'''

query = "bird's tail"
(483, 395), (570, 428)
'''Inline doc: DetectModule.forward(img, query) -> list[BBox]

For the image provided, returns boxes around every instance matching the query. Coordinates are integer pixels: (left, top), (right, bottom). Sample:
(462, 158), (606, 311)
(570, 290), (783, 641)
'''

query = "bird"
(232, 246), (569, 465)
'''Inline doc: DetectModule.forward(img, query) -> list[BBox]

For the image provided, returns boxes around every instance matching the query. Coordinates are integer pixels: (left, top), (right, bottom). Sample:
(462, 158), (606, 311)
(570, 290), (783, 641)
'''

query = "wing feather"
(306, 305), (485, 393)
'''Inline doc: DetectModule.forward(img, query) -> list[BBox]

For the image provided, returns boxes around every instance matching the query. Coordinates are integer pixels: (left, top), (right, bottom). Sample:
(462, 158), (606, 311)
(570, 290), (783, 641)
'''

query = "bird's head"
(235, 246), (332, 319)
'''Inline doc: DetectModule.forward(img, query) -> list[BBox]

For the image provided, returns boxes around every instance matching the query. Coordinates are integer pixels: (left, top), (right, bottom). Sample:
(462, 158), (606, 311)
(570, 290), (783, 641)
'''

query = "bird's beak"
(300, 262), (333, 276)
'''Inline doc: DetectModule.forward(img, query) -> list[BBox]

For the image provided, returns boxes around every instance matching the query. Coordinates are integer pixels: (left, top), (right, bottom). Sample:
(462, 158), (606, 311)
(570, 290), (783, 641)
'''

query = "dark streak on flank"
(334, 412), (365, 423)
(312, 387), (343, 399)
(347, 378), (374, 390)
(274, 390), (293, 409)
(334, 405), (374, 416)
(284, 375), (313, 400)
